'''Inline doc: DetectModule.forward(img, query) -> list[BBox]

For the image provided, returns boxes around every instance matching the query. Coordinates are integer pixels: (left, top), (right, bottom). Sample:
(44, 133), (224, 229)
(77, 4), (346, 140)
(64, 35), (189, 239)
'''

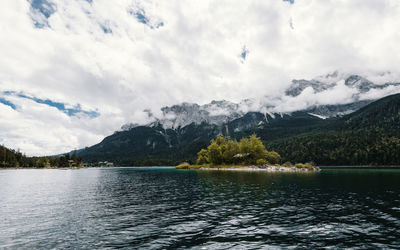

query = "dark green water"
(1, 168), (400, 249)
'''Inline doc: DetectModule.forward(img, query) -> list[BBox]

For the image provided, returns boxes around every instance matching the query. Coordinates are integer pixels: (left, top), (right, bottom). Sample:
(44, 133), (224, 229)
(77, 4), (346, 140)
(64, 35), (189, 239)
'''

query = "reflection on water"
(0, 168), (400, 248)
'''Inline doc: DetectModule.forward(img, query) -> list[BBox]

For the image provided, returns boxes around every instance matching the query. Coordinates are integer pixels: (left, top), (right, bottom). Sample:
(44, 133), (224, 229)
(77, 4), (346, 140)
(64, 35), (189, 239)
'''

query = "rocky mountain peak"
(120, 72), (400, 131)
(285, 79), (335, 97)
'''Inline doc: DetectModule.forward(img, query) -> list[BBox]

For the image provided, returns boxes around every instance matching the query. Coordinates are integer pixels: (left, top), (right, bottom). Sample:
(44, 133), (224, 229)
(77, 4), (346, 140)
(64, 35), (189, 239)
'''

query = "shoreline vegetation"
(175, 135), (320, 172)
(0, 144), (84, 169)
(1, 144), (116, 169)
(175, 162), (320, 172)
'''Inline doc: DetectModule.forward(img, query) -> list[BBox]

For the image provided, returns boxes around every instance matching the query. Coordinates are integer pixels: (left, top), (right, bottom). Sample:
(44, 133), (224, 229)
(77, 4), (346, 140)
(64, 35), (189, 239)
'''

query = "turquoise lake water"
(0, 167), (399, 249)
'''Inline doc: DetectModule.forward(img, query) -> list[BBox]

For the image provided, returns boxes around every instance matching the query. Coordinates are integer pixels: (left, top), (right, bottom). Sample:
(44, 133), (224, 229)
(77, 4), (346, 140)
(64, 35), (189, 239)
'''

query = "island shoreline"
(198, 166), (320, 172)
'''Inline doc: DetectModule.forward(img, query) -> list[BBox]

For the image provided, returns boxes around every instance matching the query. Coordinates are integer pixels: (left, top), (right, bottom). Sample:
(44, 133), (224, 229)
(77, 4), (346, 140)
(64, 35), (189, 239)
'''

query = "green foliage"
(175, 162), (202, 169)
(295, 162), (315, 169)
(197, 134), (280, 166)
(266, 151), (281, 164)
(247, 134), (268, 164)
(282, 161), (293, 168)
(222, 140), (240, 164)
(175, 162), (191, 169)
(188, 165), (202, 169)
(256, 159), (268, 165)
(196, 149), (209, 165)
(207, 140), (223, 165)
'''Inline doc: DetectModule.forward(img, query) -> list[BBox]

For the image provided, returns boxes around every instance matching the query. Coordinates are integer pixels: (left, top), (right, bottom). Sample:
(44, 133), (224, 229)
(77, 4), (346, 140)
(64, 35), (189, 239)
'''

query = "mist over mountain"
(121, 72), (400, 131)
(78, 73), (400, 166)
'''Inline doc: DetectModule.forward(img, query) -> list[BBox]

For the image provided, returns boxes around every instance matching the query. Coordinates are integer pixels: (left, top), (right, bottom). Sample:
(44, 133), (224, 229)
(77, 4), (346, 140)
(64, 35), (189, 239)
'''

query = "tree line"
(0, 145), (82, 168)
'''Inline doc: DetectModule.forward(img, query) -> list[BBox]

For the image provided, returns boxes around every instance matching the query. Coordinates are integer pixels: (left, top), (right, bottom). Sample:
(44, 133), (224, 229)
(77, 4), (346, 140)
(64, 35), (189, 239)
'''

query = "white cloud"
(1, 0), (400, 155)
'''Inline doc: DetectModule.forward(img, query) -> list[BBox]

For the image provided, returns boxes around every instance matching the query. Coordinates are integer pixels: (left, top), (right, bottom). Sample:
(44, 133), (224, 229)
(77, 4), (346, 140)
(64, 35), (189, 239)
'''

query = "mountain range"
(78, 74), (400, 166)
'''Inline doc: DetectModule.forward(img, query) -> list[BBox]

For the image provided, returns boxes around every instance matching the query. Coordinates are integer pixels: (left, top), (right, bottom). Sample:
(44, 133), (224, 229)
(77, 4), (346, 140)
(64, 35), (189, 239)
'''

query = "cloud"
(1, 0), (400, 155)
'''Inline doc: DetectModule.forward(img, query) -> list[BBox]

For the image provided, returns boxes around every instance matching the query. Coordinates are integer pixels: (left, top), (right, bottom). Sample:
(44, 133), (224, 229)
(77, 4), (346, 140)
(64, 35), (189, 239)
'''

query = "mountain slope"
(79, 110), (328, 165)
(79, 94), (400, 166)
(342, 93), (400, 130)
(80, 122), (223, 165)
(78, 71), (400, 166)
(267, 94), (400, 165)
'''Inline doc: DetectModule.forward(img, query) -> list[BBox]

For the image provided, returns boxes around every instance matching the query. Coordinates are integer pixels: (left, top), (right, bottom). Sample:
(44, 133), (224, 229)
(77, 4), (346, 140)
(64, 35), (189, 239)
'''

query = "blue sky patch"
(31, 0), (56, 18)
(101, 25), (112, 34)
(30, 0), (56, 28)
(128, 8), (164, 29)
(131, 9), (150, 25)
(0, 98), (16, 110)
(240, 46), (249, 63)
(156, 22), (164, 28)
(283, 0), (295, 4)
(100, 20), (113, 34)
(3, 91), (99, 118)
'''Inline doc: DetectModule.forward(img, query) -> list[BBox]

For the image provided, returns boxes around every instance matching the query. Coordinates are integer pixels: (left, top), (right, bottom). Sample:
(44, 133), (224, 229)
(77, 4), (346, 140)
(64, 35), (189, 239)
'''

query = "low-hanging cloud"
(1, 0), (400, 155)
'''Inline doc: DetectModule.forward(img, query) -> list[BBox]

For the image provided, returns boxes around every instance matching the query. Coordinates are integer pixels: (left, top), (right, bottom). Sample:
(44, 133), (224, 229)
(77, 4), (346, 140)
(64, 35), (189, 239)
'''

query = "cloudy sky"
(1, 0), (400, 156)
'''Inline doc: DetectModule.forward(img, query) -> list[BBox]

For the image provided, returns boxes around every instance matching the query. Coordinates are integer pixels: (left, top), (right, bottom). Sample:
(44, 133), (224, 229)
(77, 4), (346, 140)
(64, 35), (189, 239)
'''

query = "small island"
(175, 134), (319, 172)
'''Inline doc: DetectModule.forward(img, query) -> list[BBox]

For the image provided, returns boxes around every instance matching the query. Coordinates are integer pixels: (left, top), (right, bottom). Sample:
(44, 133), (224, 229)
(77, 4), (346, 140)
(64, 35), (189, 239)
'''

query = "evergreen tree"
(196, 149), (209, 165)
(223, 140), (240, 164)
(72, 151), (78, 166)
(207, 139), (223, 165)
(248, 134), (268, 164)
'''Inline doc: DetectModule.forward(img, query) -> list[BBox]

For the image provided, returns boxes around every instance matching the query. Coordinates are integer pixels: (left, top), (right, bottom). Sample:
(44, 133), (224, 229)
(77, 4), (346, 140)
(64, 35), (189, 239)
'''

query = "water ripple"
(1, 168), (400, 249)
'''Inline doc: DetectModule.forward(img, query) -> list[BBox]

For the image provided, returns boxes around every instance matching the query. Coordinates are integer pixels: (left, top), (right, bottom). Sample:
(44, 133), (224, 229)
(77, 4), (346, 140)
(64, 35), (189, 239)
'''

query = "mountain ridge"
(120, 73), (400, 131)
(77, 71), (400, 166)
(78, 93), (400, 166)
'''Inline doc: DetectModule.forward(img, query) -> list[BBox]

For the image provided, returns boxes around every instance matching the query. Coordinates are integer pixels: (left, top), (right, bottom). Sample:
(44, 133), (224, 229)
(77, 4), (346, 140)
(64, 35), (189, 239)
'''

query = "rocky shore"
(199, 165), (320, 172)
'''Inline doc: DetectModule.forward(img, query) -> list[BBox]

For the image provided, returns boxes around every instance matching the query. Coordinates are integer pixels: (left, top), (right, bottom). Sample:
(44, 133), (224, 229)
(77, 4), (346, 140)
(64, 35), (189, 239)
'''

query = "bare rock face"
(120, 72), (400, 132)
(156, 100), (244, 129)
(285, 79), (336, 97)
(285, 74), (400, 98)
(305, 100), (374, 118)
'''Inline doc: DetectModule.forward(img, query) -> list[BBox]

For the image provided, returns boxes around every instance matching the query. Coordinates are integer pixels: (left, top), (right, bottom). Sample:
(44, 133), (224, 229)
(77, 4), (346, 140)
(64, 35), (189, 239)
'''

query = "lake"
(1, 167), (400, 249)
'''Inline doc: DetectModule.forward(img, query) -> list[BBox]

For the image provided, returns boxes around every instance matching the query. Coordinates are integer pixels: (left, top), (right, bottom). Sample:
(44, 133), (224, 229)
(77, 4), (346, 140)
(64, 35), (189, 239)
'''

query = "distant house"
(98, 161), (114, 167)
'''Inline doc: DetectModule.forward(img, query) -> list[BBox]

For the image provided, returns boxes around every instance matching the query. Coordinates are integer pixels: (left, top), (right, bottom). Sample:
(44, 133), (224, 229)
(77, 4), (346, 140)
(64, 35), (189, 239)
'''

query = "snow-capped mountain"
(287, 72), (400, 98)
(79, 93), (400, 166)
(304, 100), (373, 119)
(157, 100), (243, 129)
(121, 73), (400, 131)
(285, 79), (336, 97)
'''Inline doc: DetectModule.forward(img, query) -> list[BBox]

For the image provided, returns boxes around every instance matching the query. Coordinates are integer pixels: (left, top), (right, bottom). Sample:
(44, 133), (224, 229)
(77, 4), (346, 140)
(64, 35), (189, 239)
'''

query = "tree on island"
(196, 134), (281, 166)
